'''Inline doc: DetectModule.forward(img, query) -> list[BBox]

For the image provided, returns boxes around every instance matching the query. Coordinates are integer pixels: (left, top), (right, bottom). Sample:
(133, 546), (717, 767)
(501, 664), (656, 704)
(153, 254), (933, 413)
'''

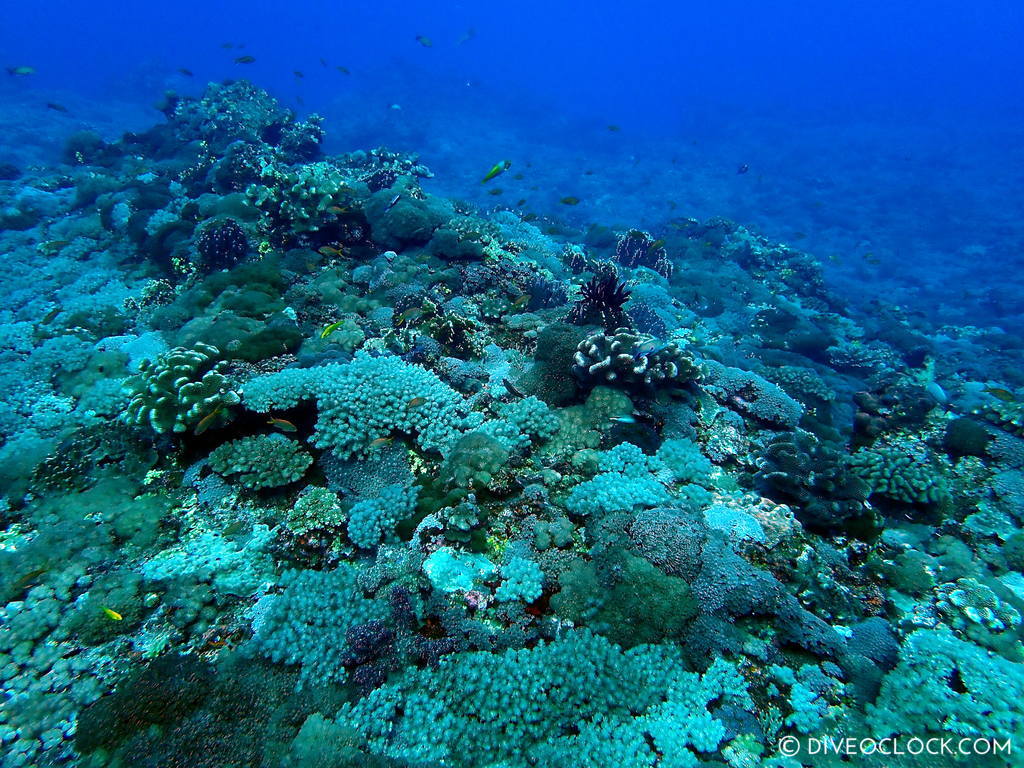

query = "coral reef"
(1, 79), (1020, 768)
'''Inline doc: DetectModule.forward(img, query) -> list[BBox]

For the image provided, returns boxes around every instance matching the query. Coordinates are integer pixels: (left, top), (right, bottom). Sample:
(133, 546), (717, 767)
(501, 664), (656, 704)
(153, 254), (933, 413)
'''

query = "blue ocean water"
(1, 2), (1023, 766)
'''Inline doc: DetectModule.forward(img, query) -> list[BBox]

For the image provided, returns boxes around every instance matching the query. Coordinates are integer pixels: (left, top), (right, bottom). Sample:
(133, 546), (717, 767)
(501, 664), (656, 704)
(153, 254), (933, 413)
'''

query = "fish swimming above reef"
(416, 35), (433, 47)
(178, 68), (194, 77)
(321, 320), (345, 339)
(46, 102), (68, 113)
(234, 56), (256, 64)
(984, 385), (1016, 402)
(6, 66), (35, 76)
(482, 160), (511, 183)
(560, 196), (581, 205)
(457, 27), (477, 45)
(336, 65), (351, 75)
(737, 164), (750, 174)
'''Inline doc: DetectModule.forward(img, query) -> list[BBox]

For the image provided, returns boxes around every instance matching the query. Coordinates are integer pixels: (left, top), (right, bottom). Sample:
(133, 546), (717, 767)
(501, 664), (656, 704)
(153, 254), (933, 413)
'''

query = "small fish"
(12, 567), (48, 592)
(318, 245), (342, 257)
(984, 386), (1016, 402)
(40, 306), (61, 325)
(101, 607), (123, 621)
(293, 70), (304, 78)
(336, 65), (351, 75)
(327, 205), (350, 214)
(267, 417), (298, 432)
(368, 437), (393, 449)
(320, 58), (328, 67)
(482, 160), (512, 183)
(416, 35), (433, 47)
(925, 381), (948, 405)
(632, 340), (665, 360)
(396, 307), (424, 324)
(510, 294), (530, 309)
(609, 415), (637, 424)
(488, 188), (503, 195)
(407, 396), (427, 409)
(222, 520), (246, 537)
(607, 124), (621, 132)
(648, 238), (666, 250)
(321, 320), (345, 339)
(512, 172), (525, 180)
(234, 56), (256, 64)
(515, 198), (527, 207)
(385, 193), (402, 211)
(737, 164), (749, 174)
(193, 406), (224, 436)
(792, 231), (807, 240)
(221, 42), (235, 49)
(864, 253), (881, 265)
(503, 378), (526, 398)
(457, 28), (477, 45)
(46, 102), (68, 113)
(7, 66), (35, 76)
(178, 68), (194, 77)
(560, 196), (581, 205)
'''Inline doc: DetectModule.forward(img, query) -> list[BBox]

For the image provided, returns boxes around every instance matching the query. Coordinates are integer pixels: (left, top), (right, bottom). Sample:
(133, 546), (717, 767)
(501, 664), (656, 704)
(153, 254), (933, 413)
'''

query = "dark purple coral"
(196, 218), (249, 271)
(568, 266), (632, 330)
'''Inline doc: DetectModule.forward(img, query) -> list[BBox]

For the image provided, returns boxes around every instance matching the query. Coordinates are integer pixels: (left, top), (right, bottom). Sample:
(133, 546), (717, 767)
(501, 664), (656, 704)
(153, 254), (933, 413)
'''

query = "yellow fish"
(267, 417), (298, 432)
(396, 307), (424, 325)
(193, 406), (223, 436)
(368, 437), (393, 449)
(482, 160), (511, 183)
(101, 607), (123, 621)
(407, 396), (427, 409)
(321, 320), (345, 339)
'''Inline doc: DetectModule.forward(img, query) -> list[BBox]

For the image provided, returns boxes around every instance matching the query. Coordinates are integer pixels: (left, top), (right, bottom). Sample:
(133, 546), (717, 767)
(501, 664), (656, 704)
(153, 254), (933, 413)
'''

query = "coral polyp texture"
(0, 78), (1021, 768)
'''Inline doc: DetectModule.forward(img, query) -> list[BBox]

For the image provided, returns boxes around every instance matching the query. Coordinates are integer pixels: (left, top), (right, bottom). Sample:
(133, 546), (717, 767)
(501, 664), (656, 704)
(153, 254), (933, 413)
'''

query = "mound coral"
(208, 434), (312, 490)
(122, 342), (239, 434)
(573, 327), (701, 392)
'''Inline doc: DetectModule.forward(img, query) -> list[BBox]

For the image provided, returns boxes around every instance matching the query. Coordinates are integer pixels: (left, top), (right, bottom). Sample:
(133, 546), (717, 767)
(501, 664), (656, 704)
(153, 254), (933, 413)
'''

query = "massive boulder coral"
(573, 327), (701, 392)
(701, 360), (804, 428)
(848, 443), (948, 505)
(122, 342), (239, 434)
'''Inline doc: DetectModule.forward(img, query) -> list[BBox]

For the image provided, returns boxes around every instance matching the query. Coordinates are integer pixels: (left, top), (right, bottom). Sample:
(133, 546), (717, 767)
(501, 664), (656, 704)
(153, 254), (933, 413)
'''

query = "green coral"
(288, 487), (345, 534)
(122, 342), (239, 434)
(208, 434), (312, 489)
(246, 160), (355, 232)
